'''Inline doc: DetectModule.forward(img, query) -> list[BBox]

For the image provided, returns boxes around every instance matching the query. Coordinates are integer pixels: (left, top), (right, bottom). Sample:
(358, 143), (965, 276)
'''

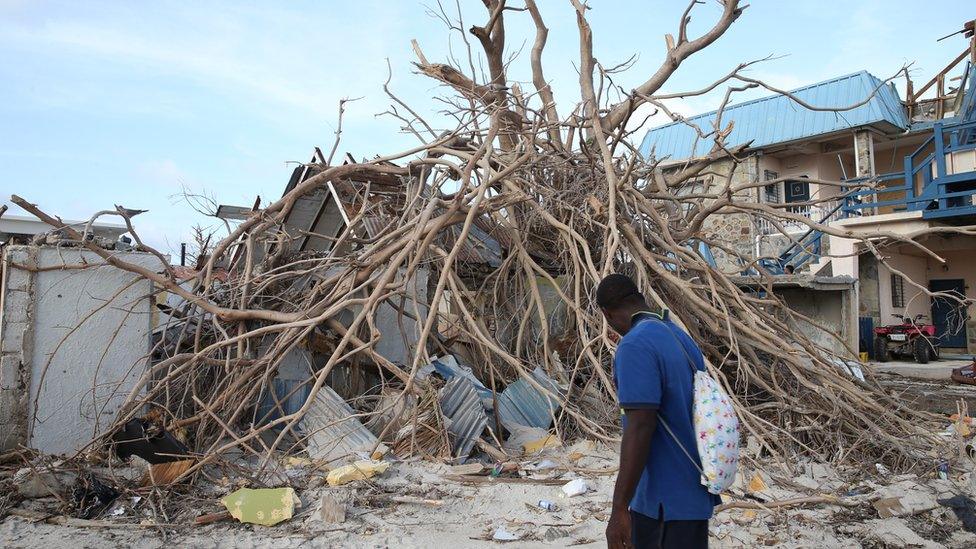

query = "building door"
(784, 178), (811, 215)
(929, 279), (968, 348)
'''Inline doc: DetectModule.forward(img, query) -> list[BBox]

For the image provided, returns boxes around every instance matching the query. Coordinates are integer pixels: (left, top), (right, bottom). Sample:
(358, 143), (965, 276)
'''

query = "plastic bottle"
(537, 500), (558, 511)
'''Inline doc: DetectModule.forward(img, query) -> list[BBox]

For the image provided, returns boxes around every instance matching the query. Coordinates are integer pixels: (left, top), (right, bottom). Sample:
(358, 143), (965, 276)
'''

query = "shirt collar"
(630, 309), (668, 328)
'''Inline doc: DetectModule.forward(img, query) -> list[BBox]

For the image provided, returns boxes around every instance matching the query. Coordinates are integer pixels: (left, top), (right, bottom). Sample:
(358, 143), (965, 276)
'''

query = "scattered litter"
(14, 467), (74, 499)
(875, 463), (891, 476)
(449, 462), (486, 476)
(143, 459), (194, 486)
(537, 499), (558, 511)
(492, 526), (520, 542)
(112, 418), (189, 464)
(544, 527), (569, 542)
(439, 376), (489, 459)
(419, 355), (489, 395)
(873, 497), (906, 518)
(561, 478), (590, 498)
(490, 462), (519, 477)
(72, 473), (119, 519)
(952, 363), (976, 386)
(497, 367), (563, 431)
(871, 479), (939, 517)
(221, 487), (297, 526)
(533, 459), (558, 471)
(326, 460), (390, 486)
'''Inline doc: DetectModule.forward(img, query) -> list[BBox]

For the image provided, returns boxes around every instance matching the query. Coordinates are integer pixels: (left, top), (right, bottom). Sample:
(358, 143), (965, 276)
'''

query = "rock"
(317, 494), (347, 523)
(13, 467), (75, 499)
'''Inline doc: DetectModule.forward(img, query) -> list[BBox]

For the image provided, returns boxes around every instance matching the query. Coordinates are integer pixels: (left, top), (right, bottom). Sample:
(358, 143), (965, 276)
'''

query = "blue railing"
(842, 118), (976, 219)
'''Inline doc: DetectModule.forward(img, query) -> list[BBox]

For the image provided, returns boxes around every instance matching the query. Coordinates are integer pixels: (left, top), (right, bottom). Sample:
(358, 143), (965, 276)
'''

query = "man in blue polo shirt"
(596, 274), (718, 549)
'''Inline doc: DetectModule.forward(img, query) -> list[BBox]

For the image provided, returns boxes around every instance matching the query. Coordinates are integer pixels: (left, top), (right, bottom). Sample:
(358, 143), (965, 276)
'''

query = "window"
(891, 274), (906, 308)
(763, 170), (780, 203)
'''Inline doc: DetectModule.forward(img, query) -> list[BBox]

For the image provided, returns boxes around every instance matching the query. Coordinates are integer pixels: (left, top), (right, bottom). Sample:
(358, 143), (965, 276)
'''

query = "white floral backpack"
(656, 321), (740, 495)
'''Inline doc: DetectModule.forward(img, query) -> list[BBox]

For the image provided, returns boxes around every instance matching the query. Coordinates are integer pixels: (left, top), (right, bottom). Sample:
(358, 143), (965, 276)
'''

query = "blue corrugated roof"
(639, 71), (910, 161)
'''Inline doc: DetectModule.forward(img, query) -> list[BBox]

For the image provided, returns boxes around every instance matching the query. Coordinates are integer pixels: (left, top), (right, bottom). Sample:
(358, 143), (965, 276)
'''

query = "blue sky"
(0, 0), (971, 255)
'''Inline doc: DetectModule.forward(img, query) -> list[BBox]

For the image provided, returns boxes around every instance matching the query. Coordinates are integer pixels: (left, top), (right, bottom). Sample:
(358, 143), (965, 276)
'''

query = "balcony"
(842, 119), (976, 222)
(757, 200), (850, 236)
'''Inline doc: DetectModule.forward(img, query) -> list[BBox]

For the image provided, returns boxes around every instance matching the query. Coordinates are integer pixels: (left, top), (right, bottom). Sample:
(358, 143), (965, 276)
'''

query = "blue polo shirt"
(613, 312), (720, 521)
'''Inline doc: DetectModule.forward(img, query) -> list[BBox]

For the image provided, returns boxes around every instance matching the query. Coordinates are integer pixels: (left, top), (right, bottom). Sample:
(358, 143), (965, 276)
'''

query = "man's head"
(595, 273), (647, 335)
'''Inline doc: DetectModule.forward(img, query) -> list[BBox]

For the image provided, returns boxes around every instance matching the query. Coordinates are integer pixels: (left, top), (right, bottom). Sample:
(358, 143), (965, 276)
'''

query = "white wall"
(0, 246), (162, 454)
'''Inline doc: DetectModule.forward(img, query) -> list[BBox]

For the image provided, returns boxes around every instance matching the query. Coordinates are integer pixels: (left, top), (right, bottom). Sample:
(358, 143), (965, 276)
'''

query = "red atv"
(874, 314), (940, 364)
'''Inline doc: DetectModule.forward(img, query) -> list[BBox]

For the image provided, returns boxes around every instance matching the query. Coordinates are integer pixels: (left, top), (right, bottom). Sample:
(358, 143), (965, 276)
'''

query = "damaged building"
(641, 47), (976, 357)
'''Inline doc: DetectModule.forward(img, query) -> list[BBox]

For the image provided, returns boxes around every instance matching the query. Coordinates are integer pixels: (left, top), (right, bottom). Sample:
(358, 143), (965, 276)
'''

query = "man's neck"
(624, 304), (656, 331)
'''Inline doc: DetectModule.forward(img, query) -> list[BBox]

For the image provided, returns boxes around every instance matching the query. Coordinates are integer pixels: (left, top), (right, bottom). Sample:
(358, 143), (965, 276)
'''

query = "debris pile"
(0, 0), (968, 540)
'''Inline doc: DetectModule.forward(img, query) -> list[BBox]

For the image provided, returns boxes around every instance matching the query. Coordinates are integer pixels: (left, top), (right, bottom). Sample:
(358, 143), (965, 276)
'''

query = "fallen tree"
(11, 0), (966, 484)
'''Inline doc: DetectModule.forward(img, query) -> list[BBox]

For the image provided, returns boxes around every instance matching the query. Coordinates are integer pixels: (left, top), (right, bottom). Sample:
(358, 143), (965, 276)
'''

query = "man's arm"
(606, 408), (658, 549)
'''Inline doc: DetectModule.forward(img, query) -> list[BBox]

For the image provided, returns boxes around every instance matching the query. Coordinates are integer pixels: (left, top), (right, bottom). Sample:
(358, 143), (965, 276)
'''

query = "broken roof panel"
(439, 376), (489, 460)
(496, 367), (563, 431)
(640, 71), (910, 161)
(302, 384), (388, 464)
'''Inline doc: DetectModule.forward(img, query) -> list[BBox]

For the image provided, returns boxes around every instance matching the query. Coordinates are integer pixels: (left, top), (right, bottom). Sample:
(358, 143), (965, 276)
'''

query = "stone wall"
(858, 254), (881, 322)
(0, 246), (35, 450)
(696, 158), (760, 272)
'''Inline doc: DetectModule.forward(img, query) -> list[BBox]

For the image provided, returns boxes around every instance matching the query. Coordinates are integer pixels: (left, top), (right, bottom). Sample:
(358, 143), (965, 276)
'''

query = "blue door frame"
(929, 279), (968, 348)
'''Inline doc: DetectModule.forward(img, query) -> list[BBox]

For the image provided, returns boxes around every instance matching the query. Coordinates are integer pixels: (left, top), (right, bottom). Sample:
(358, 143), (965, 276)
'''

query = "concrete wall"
(779, 286), (856, 356)
(878, 250), (929, 324)
(0, 245), (162, 454)
(832, 229), (976, 352)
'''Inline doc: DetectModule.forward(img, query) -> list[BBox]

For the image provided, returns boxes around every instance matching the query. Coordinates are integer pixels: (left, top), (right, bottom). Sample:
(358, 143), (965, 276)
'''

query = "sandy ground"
(5, 441), (976, 549)
(5, 364), (976, 548)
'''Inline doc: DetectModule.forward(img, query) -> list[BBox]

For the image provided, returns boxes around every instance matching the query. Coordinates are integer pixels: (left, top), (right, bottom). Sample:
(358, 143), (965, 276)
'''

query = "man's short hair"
(595, 273), (645, 310)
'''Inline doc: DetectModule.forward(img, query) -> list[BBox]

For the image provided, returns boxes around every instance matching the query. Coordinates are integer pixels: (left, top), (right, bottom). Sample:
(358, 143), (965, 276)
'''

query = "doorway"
(929, 279), (968, 348)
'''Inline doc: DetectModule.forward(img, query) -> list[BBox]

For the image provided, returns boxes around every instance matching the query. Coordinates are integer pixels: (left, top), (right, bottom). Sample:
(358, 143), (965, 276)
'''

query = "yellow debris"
(220, 487), (297, 526)
(747, 472), (768, 493)
(523, 434), (561, 454)
(326, 460), (390, 487)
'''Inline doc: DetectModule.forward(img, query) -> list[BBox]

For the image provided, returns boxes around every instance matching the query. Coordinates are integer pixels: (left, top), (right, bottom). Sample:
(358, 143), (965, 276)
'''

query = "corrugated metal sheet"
(497, 367), (563, 431)
(418, 355), (491, 397)
(303, 384), (388, 464)
(439, 376), (489, 460)
(640, 71), (910, 161)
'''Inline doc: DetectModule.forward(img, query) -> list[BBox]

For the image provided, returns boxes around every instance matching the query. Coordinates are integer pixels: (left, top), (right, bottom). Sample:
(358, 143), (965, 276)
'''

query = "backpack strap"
(631, 313), (706, 475)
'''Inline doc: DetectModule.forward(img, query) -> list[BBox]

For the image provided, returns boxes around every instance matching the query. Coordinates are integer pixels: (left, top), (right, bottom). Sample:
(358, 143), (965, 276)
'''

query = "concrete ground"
(869, 357), (973, 380)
